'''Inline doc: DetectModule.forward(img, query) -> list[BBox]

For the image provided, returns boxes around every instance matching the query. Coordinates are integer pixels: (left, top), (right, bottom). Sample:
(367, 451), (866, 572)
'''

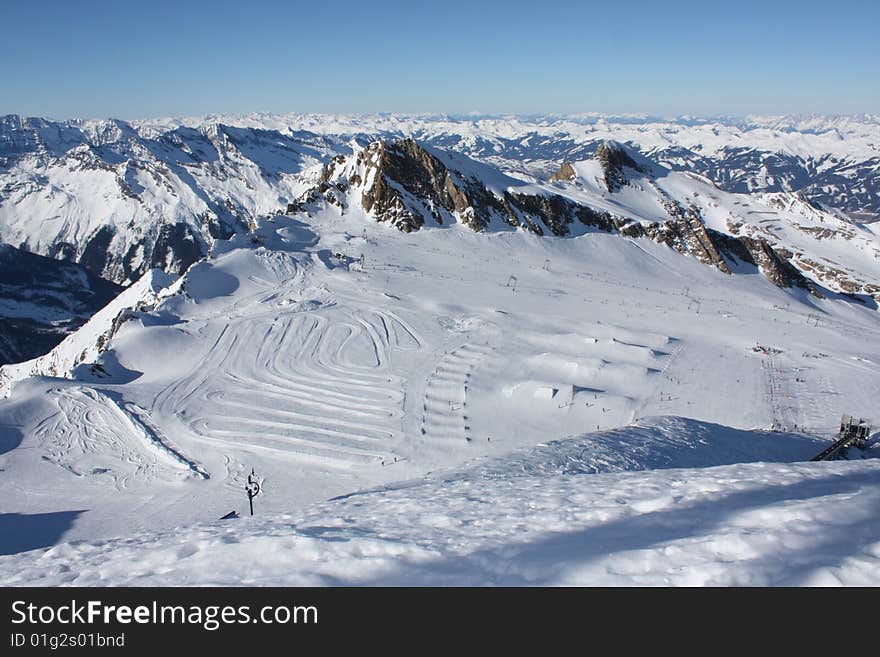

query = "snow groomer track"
(156, 308), (422, 467)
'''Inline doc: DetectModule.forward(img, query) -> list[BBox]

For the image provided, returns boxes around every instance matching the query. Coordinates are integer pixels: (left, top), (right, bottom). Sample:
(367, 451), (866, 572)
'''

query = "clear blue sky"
(3, 0), (878, 120)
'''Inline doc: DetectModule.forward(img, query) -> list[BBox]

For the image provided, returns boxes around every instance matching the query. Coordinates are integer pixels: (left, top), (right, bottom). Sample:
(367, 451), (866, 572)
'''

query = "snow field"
(1, 210), (879, 584)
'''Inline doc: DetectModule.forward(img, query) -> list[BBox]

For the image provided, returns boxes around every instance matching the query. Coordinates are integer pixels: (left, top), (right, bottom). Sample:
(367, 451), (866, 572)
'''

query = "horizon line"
(3, 110), (880, 125)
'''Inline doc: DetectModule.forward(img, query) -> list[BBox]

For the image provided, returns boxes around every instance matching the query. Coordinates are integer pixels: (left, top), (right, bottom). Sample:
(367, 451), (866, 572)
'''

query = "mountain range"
(2, 112), (879, 367)
(2, 113), (879, 284)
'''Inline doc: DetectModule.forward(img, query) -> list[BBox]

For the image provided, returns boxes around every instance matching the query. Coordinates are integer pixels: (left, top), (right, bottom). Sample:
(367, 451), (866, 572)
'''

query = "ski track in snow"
(33, 387), (196, 489)
(3, 208), (880, 584)
(157, 309), (420, 467)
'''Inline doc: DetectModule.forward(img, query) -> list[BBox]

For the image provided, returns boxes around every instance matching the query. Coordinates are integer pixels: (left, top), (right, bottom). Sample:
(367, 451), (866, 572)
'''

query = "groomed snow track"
(156, 309), (420, 467)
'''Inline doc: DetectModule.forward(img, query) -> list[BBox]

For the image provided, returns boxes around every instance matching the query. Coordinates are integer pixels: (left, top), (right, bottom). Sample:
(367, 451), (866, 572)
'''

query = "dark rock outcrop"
(595, 140), (646, 192)
(550, 162), (577, 183)
(312, 139), (511, 232)
(357, 139), (507, 232)
(736, 236), (821, 296)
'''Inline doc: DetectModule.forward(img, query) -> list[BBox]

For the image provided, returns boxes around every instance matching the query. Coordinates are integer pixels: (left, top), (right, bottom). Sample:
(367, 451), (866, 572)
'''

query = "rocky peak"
(291, 140), (827, 298)
(306, 138), (510, 233)
(595, 140), (646, 192)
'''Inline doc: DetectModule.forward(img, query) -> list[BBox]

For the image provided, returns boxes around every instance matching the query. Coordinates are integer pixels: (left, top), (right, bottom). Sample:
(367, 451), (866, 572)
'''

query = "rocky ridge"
(294, 138), (821, 296)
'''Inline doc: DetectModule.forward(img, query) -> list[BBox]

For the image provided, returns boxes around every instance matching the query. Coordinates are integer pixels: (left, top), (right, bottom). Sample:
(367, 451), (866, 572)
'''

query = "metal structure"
(810, 415), (872, 461)
(246, 468), (261, 516)
(839, 415), (871, 447)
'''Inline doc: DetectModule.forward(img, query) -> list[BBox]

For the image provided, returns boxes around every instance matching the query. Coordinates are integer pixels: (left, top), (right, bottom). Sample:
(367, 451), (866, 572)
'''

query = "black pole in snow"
(246, 468), (261, 516)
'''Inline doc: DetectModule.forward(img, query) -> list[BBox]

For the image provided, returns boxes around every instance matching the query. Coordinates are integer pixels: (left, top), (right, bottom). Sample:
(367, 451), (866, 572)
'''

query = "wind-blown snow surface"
(2, 206), (880, 584)
(2, 430), (878, 586)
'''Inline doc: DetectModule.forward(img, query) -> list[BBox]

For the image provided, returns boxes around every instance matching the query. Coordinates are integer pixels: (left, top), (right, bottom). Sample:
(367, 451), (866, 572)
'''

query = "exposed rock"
(503, 192), (576, 236)
(360, 139), (512, 232)
(795, 255), (878, 300)
(550, 162), (576, 182)
(310, 139), (511, 232)
(736, 237), (822, 297)
(595, 140), (645, 192)
(294, 138), (830, 297)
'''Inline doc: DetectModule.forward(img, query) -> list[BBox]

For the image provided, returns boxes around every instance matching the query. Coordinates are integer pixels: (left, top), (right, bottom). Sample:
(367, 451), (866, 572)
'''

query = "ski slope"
(1, 425), (877, 586)
(1, 204), (879, 583)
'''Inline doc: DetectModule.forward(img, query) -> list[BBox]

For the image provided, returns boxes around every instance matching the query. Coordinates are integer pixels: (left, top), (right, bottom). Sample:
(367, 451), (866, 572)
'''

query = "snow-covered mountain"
(0, 243), (122, 365)
(184, 112), (880, 222)
(2, 112), (880, 585)
(2, 113), (879, 289)
(293, 137), (878, 301)
(0, 114), (339, 284)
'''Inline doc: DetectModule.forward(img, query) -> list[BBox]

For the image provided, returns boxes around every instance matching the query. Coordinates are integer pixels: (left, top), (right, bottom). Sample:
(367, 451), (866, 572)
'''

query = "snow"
(1, 431), (877, 585)
(0, 208), (878, 584)
(130, 112), (880, 164)
(2, 119), (880, 585)
(0, 269), (177, 397)
(0, 117), (336, 283)
(544, 152), (880, 295)
(3, 112), (879, 288)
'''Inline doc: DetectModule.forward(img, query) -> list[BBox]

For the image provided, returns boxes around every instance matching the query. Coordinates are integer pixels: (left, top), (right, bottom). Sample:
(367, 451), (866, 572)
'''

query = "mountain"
(2, 113), (879, 291)
(2, 121), (879, 403)
(1, 204), (879, 580)
(545, 141), (880, 302)
(293, 137), (880, 301)
(2, 113), (880, 584)
(224, 112), (880, 222)
(0, 243), (123, 365)
(0, 114), (339, 284)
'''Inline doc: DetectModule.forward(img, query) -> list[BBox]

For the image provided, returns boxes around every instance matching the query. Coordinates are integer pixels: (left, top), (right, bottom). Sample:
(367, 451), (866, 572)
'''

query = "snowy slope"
(1, 115), (880, 586)
(546, 144), (880, 299)
(0, 268), (177, 396)
(0, 115), (338, 283)
(1, 427), (877, 586)
(1, 203), (879, 578)
(150, 112), (880, 221)
(296, 138), (880, 301)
